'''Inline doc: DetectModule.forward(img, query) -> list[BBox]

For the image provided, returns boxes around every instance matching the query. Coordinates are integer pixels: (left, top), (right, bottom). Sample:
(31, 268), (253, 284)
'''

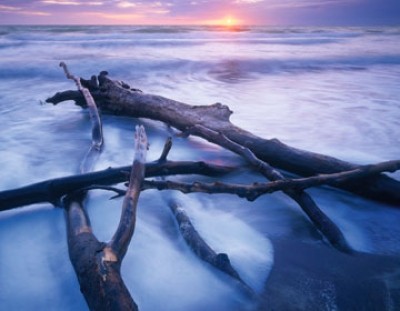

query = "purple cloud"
(0, 0), (399, 25)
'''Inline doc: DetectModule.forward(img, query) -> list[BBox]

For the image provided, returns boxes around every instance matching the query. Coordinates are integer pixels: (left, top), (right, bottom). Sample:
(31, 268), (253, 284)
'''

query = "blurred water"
(0, 25), (399, 310)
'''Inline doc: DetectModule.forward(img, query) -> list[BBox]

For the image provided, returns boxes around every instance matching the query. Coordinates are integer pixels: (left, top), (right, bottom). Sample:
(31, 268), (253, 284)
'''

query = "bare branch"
(108, 125), (147, 259)
(0, 160), (235, 211)
(46, 74), (400, 205)
(142, 159), (400, 199)
(143, 180), (261, 200)
(158, 137), (173, 162)
(188, 125), (353, 253)
(168, 201), (254, 296)
(60, 62), (103, 152)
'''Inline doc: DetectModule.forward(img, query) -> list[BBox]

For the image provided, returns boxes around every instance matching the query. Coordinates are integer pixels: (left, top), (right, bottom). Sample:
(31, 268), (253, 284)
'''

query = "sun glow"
(223, 16), (238, 27)
(203, 15), (243, 28)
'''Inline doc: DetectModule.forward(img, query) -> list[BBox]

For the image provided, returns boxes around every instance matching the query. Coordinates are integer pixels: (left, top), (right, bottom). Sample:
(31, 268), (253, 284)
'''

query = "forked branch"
(108, 125), (147, 260)
(188, 125), (352, 253)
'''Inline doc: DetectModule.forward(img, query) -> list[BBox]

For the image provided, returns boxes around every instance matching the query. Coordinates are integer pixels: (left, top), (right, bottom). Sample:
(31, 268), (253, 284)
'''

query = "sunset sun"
(223, 16), (237, 27)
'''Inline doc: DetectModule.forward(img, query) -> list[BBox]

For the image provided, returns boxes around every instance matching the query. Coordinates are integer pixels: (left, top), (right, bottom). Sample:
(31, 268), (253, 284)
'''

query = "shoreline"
(259, 238), (400, 310)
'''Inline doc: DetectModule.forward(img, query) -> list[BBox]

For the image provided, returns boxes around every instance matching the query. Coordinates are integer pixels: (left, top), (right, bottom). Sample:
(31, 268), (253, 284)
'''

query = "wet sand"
(259, 239), (400, 310)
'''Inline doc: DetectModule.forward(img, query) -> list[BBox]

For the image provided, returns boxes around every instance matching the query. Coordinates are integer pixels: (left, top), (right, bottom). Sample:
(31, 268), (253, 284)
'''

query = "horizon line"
(0, 23), (399, 27)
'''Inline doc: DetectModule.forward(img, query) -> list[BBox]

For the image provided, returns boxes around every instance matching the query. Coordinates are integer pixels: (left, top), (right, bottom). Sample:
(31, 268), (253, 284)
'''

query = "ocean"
(0, 25), (399, 310)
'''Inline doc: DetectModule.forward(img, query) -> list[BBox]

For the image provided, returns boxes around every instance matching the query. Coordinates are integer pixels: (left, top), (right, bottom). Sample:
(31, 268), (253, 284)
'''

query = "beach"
(0, 25), (400, 310)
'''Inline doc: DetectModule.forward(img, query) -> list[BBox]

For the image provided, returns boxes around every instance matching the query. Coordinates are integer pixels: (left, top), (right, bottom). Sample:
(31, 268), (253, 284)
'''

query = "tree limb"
(46, 72), (400, 205)
(188, 125), (352, 253)
(168, 201), (254, 296)
(143, 160), (400, 200)
(108, 125), (147, 260)
(0, 160), (234, 211)
(60, 62), (139, 311)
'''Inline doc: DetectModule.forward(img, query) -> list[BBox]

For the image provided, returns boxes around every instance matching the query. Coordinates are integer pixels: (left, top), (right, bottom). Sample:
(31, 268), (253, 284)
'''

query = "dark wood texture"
(46, 72), (400, 205)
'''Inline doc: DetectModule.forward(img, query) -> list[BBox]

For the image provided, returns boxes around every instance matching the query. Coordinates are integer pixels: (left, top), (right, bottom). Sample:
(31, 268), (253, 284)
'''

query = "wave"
(2, 25), (400, 37)
(1, 54), (400, 81)
(0, 35), (346, 49)
(1, 25), (399, 53)
(190, 56), (400, 83)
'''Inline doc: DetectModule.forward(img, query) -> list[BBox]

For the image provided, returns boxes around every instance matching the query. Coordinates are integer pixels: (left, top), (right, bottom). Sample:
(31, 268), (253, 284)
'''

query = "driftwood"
(168, 201), (254, 295)
(0, 160), (234, 211)
(188, 125), (352, 252)
(46, 71), (400, 205)
(44, 69), (400, 252)
(1, 158), (398, 211)
(63, 126), (145, 311)
(144, 159), (400, 200)
(61, 63), (142, 311)
(156, 137), (254, 295)
(2, 157), (399, 212)
(2, 64), (400, 310)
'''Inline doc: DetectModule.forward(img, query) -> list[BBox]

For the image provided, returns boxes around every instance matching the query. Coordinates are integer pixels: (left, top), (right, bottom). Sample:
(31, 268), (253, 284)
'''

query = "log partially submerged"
(63, 125), (146, 311)
(61, 63), (142, 311)
(0, 160), (234, 211)
(143, 159), (400, 200)
(47, 72), (400, 205)
(1, 64), (400, 310)
(169, 201), (254, 295)
(188, 125), (352, 252)
(1, 158), (398, 211)
(157, 137), (254, 294)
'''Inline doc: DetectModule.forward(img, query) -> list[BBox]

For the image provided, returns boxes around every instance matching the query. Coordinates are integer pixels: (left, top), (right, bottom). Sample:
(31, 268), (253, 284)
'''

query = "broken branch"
(46, 72), (400, 205)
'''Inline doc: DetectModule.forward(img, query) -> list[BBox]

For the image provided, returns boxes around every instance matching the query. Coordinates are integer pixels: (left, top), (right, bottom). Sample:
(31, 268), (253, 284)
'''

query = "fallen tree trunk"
(156, 138), (254, 293)
(60, 63), (142, 311)
(46, 72), (400, 205)
(2, 158), (399, 212)
(169, 201), (254, 295)
(188, 125), (352, 253)
(0, 160), (234, 211)
(63, 133), (145, 311)
(144, 159), (400, 200)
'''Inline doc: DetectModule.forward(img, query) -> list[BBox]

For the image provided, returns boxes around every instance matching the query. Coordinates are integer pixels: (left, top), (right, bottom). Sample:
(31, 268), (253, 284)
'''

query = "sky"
(0, 0), (399, 26)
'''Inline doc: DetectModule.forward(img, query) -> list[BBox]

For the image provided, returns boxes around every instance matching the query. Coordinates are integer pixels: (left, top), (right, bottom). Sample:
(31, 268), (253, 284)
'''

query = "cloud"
(40, 0), (103, 5)
(0, 5), (20, 11)
(0, 4), (50, 16)
(151, 9), (170, 14)
(83, 11), (142, 20)
(235, 0), (264, 3)
(18, 10), (51, 16)
(116, 1), (137, 8)
(234, 0), (354, 8)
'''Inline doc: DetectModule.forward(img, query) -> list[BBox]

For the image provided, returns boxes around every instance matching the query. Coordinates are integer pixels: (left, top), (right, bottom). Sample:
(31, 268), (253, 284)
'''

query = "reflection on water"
(0, 25), (399, 310)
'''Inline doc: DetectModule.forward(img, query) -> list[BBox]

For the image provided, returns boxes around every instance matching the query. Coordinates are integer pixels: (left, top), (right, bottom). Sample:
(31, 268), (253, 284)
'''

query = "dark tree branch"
(143, 159), (400, 199)
(60, 62), (139, 311)
(108, 125), (147, 260)
(188, 125), (352, 253)
(158, 137), (173, 162)
(168, 201), (254, 296)
(46, 72), (400, 205)
(0, 161), (234, 211)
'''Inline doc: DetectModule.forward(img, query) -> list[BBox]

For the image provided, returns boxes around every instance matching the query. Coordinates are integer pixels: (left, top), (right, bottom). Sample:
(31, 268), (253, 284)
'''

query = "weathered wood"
(63, 195), (139, 311)
(169, 201), (254, 295)
(61, 62), (141, 311)
(189, 125), (352, 253)
(63, 126), (147, 311)
(1, 158), (399, 212)
(60, 61), (103, 152)
(143, 159), (400, 199)
(109, 126), (147, 259)
(0, 160), (234, 211)
(46, 72), (400, 205)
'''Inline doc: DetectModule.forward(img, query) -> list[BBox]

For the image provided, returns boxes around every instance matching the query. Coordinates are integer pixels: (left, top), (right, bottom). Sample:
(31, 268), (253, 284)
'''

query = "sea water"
(0, 25), (399, 310)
